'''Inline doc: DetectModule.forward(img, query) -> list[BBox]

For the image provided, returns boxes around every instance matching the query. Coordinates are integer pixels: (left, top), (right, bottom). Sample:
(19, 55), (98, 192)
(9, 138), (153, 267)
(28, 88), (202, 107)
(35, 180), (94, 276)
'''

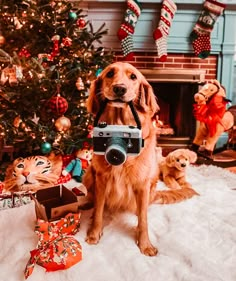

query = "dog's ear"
(87, 77), (102, 115)
(138, 77), (160, 116)
(165, 153), (175, 167)
(187, 150), (197, 163)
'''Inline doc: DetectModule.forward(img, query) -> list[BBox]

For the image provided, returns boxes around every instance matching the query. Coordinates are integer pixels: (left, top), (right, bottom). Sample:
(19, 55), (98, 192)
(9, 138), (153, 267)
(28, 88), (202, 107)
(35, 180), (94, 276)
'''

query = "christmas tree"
(0, 0), (113, 157)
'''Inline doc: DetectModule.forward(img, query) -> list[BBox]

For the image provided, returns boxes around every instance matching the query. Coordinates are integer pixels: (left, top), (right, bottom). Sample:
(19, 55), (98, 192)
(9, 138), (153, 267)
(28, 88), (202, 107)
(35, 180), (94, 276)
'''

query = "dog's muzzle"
(113, 84), (127, 98)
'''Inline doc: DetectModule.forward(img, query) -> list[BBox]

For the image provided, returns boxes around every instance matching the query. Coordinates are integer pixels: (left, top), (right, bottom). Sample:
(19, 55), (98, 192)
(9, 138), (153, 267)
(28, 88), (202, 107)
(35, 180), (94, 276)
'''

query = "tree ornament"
(13, 16), (23, 29)
(51, 35), (60, 58)
(0, 35), (6, 45)
(77, 18), (86, 28)
(48, 94), (68, 116)
(1, 65), (23, 86)
(31, 113), (40, 124)
(61, 37), (72, 47)
(95, 68), (103, 77)
(19, 47), (31, 58)
(76, 77), (84, 90)
(55, 116), (71, 132)
(41, 141), (52, 154)
(13, 115), (22, 128)
(68, 11), (78, 20)
(23, 69), (34, 81)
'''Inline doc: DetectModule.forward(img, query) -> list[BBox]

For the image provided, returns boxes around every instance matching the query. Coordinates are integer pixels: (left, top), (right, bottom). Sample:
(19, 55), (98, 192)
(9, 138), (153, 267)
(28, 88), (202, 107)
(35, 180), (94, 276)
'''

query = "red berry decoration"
(48, 94), (68, 116)
(77, 18), (86, 28)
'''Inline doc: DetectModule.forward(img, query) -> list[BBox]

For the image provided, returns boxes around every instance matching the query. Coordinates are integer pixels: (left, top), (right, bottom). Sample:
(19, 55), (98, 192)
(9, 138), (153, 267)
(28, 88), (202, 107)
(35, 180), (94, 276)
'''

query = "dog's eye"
(106, 70), (114, 78)
(130, 73), (137, 80)
(176, 158), (180, 162)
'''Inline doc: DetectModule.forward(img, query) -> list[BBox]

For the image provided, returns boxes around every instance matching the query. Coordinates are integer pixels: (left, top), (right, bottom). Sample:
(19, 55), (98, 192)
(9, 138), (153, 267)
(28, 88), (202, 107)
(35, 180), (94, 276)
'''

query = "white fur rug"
(0, 164), (236, 281)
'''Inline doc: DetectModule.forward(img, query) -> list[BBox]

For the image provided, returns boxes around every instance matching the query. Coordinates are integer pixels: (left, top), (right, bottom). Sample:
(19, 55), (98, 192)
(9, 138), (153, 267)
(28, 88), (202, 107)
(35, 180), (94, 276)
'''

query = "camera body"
(93, 123), (144, 165)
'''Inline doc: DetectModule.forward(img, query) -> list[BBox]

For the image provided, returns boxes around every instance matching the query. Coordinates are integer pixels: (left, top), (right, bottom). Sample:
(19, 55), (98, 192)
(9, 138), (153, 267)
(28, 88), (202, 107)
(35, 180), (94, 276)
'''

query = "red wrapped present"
(24, 213), (82, 279)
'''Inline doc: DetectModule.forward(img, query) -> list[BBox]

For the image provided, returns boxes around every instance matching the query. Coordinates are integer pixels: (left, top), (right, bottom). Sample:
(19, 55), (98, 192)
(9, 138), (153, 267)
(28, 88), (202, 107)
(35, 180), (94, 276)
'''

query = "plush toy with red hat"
(62, 143), (93, 182)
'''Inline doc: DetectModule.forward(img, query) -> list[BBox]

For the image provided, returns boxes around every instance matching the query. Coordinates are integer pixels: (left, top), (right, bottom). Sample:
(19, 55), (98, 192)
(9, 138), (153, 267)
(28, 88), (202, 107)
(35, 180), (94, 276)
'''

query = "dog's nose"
(113, 84), (127, 97)
(181, 163), (186, 168)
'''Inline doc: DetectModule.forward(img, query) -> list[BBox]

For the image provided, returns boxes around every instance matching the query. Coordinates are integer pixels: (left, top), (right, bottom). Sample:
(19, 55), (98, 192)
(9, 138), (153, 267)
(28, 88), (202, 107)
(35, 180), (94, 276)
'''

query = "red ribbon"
(193, 95), (228, 136)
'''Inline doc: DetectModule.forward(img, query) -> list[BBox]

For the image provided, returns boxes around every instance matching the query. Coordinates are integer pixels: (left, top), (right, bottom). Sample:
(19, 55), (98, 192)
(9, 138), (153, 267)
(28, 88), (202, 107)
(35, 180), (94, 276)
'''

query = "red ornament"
(47, 95), (68, 116)
(61, 37), (72, 47)
(51, 35), (60, 58)
(77, 18), (86, 28)
(19, 47), (31, 58)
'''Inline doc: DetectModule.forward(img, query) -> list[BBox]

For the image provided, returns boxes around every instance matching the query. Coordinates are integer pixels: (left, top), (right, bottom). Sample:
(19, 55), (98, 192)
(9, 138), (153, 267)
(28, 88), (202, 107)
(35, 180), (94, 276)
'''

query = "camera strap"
(93, 98), (142, 130)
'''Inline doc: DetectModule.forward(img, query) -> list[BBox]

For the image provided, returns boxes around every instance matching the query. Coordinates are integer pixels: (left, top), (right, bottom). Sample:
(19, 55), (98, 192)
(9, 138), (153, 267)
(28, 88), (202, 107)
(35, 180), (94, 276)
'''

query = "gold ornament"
(13, 115), (22, 128)
(55, 116), (71, 132)
(0, 35), (6, 45)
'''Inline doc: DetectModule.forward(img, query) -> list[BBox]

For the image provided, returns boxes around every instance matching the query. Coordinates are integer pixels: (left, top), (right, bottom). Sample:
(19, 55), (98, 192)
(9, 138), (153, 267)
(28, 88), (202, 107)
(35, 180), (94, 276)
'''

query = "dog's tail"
(152, 188), (199, 204)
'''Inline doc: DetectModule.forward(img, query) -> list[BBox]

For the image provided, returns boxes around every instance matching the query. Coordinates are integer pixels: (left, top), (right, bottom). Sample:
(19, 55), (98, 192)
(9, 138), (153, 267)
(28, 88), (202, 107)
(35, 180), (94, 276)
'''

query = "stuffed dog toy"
(159, 149), (198, 190)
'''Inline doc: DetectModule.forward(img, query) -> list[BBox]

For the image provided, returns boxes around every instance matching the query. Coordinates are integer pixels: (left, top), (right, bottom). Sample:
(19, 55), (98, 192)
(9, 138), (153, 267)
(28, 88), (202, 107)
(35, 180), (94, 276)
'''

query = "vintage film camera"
(93, 122), (144, 166)
(92, 100), (144, 166)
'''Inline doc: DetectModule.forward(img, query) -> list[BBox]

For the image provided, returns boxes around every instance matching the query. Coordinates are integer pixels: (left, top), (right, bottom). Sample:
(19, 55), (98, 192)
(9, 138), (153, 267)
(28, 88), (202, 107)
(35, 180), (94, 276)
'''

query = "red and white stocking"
(190, 0), (226, 59)
(117, 0), (142, 61)
(153, 0), (177, 62)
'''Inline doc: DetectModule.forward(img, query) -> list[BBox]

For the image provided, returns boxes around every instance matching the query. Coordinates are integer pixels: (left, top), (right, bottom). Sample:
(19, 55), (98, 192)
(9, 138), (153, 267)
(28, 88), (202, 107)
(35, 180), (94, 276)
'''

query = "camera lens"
(105, 137), (127, 166)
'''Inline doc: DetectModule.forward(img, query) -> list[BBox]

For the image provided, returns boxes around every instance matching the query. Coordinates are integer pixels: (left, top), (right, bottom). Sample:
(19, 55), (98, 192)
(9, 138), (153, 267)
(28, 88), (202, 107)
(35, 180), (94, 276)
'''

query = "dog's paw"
(139, 244), (158, 256)
(85, 230), (102, 245)
(137, 241), (158, 256)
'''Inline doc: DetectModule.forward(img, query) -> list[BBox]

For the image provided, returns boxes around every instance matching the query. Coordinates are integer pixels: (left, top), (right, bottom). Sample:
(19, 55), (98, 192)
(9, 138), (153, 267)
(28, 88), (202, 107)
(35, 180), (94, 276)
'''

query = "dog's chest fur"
(92, 134), (158, 213)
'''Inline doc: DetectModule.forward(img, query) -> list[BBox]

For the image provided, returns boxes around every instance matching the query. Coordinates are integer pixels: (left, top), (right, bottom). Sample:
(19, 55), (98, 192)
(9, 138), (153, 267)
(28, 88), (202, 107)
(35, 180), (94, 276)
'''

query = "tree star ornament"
(31, 113), (40, 124)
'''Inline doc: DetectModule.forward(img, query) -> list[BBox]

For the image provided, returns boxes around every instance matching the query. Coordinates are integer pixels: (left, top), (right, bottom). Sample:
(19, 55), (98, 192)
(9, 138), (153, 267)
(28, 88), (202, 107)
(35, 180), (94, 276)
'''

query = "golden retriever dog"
(159, 149), (198, 190)
(82, 62), (198, 256)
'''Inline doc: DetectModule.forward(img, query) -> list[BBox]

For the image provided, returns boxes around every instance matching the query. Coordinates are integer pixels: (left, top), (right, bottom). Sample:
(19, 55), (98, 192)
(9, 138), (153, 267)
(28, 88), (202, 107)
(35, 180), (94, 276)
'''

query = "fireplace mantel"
(74, 0), (236, 101)
(140, 68), (206, 83)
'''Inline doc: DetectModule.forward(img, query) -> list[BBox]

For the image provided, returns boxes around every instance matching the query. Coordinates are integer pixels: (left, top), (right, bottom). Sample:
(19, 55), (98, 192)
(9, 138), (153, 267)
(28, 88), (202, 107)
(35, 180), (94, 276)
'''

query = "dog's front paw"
(140, 245), (158, 256)
(138, 242), (158, 256)
(86, 229), (102, 245)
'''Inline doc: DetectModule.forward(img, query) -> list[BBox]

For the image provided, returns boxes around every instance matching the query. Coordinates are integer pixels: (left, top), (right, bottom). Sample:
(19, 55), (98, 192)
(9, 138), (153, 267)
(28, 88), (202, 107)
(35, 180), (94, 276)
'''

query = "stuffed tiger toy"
(3, 153), (62, 192)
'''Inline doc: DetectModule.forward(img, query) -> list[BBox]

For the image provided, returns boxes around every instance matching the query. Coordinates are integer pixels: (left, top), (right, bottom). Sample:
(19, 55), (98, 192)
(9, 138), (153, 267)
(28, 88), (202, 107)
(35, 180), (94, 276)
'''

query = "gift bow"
(24, 213), (82, 279)
(193, 95), (228, 136)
